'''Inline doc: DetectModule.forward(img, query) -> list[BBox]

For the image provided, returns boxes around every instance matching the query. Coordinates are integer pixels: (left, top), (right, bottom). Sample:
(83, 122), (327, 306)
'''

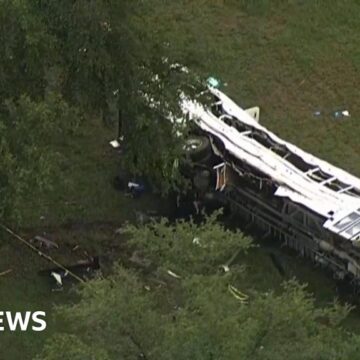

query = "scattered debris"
(51, 270), (68, 288)
(72, 245), (80, 251)
(1, 224), (85, 284)
(0, 269), (12, 277)
(167, 270), (181, 279)
(220, 248), (243, 274)
(30, 235), (59, 250)
(144, 285), (151, 291)
(40, 257), (100, 285)
(313, 110), (351, 118)
(334, 110), (350, 118)
(228, 284), (248, 303)
(299, 79), (306, 87)
(220, 264), (230, 273)
(109, 139), (122, 149)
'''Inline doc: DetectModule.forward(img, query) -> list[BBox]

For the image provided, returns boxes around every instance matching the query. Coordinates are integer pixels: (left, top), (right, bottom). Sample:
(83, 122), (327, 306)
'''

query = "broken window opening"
(345, 187), (360, 198)
(220, 114), (235, 127)
(285, 153), (313, 173)
(270, 144), (288, 158)
(307, 169), (333, 183)
(211, 100), (224, 117)
(250, 131), (276, 149)
(333, 212), (360, 232)
(342, 220), (360, 238)
(220, 114), (249, 133)
(325, 178), (350, 192)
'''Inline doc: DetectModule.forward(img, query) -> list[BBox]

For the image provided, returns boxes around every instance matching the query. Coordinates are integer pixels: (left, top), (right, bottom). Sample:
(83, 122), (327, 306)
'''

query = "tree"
(0, 94), (80, 223)
(1, 0), (179, 221)
(0, 0), (82, 223)
(33, 0), (224, 193)
(0, 0), (217, 195)
(36, 216), (360, 360)
(0, 0), (58, 100)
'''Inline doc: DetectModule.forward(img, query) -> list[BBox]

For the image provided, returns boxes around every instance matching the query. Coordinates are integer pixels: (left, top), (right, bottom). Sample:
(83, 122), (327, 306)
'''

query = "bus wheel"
(183, 135), (211, 163)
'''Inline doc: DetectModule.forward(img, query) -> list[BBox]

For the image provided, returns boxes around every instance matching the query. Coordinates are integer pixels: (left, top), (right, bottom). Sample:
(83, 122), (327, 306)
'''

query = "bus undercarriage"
(187, 132), (360, 286)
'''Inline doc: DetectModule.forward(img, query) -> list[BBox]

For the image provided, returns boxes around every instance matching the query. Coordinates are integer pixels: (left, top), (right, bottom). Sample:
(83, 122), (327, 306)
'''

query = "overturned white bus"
(181, 86), (360, 284)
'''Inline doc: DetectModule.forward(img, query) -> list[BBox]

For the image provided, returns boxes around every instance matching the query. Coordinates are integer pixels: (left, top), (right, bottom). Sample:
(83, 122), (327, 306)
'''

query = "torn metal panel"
(214, 163), (237, 191)
(215, 163), (226, 191)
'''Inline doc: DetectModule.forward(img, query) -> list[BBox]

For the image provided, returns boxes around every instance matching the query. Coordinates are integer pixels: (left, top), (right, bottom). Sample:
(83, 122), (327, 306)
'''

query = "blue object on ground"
(128, 181), (145, 197)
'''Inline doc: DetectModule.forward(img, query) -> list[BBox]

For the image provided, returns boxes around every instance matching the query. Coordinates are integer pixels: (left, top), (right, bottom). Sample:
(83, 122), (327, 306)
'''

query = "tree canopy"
(0, 94), (80, 222)
(36, 216), (360, 360)
(0, 0), (214, 222)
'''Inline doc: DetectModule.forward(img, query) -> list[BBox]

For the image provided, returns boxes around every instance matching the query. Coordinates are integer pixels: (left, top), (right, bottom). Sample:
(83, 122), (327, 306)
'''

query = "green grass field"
(1, 1), (360, 358)
(170, 0), (360, 174)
